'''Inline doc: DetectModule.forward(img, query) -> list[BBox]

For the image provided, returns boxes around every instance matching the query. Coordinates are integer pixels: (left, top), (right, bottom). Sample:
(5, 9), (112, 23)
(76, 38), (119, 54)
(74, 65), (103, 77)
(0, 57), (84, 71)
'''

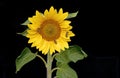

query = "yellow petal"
(28, 34), (40, 43)
(44, 9), (49, 17)
(56, 39), (65, 51)
(45, 6), (57, 18)
(37, 39), (44, 51)
(27, 24), (38, 30)
(54, 41), (61, 52)
(27, 29), (37, 34)
(49, 42), (55, 55)
(60, 20), (71, 28)
(68, 31), (75, 37)
(28, 17), (37, 24)
(58, 38), (69, 49)
(58, 8), (63, 14)
(31, 41), (38, 47)
(49, 6), (54, 13)
(26, 33), (39, 38)
(31, 35), (42, 48)
(64, 41), (69, 49)
(40, 40), (48, 54)
(56, 12), (68, 22)
(42, 42), (50, 55)
(36, 10), (45, 21)
(36, 10), (42, 17)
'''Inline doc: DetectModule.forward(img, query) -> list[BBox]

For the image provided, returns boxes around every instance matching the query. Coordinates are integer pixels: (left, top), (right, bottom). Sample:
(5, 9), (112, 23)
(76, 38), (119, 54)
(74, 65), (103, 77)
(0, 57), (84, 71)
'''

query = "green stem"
(46, 52), (52, 78)
(37, 54), (47, 67)
(51, 67), (60, 73)
(52, 53), (59, 61)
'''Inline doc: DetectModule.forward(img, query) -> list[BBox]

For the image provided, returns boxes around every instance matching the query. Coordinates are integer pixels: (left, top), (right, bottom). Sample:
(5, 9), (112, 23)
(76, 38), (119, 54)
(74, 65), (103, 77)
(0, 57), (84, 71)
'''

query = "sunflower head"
(26, 6), (75, 55)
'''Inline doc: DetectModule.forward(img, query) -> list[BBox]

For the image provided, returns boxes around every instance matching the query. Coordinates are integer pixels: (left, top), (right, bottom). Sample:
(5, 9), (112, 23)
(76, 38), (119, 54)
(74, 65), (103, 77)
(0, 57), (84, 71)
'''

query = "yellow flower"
(26, 6), (75, 55)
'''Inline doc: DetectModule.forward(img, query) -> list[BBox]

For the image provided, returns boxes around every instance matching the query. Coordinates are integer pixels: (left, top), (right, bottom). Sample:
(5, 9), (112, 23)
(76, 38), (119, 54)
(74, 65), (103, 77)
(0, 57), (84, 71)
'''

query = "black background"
(0, 0), (119, 78)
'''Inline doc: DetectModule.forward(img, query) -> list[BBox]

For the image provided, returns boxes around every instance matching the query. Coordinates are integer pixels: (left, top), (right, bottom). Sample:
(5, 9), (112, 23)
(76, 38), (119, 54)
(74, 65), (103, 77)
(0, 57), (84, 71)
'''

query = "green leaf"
(66, 11), (79, 19)
(55, 50), (70, 64)
(55, 45), (87, 63)
(21, 19), (30, 25)
(15, 47), (37, 73)
(17, 29), (28, 36)
(56, 64), (78, 78)
(81, 49), (88, 58)
(55, 45), (87, 78)
(68, 45), (88, 63)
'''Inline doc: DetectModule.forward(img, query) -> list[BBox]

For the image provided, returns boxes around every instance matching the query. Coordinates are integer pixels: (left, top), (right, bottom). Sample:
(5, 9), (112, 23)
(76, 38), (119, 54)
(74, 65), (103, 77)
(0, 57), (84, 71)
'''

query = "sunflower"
(26, 6), (75, 55)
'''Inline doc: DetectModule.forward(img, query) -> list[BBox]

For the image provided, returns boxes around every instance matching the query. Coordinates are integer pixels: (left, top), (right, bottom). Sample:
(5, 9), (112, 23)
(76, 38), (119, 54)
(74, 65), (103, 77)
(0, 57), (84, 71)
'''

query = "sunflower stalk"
(46, 52), (52, 78)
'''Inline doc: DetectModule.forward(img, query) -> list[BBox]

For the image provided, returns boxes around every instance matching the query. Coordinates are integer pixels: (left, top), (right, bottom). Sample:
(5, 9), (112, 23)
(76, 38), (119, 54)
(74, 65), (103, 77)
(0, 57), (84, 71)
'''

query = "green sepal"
(15, 47), (37, 73)
(17, 29), (28, 37)
(21, 19), (30, 25)
(67, 11), (79, 19)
